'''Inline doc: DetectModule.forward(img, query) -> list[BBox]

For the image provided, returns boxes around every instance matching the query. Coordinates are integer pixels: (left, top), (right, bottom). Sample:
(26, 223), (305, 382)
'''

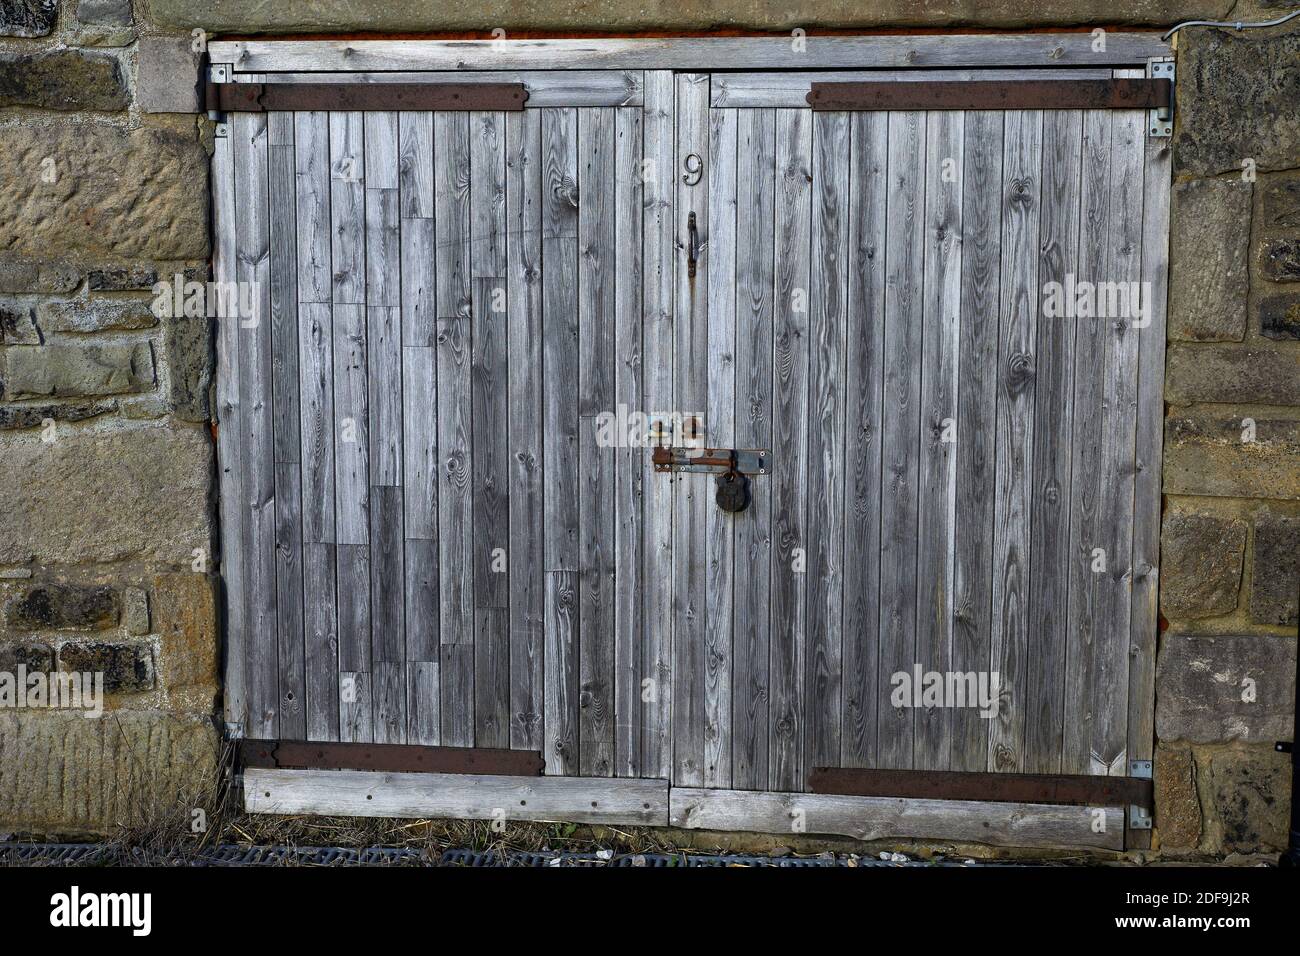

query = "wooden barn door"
(699, 70), (1170, 791)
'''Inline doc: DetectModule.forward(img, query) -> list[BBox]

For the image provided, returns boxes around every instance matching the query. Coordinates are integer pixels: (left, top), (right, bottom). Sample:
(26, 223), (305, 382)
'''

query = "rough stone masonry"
(1, 0), (1297, 856)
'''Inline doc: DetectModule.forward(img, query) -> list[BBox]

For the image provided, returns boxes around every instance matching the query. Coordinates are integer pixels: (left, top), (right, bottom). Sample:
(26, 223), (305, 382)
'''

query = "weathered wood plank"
(704, 105), (737, 790)
(769, 107), (812, 793)
(367, 306), (402, 487)
(1063, 110), (1113, 776)
(403, 536), (439, 674)
(297, 303), (335, 545)
(274, 462), (306, 739)
(401, 345), (437, 542)
(577, 108), (617, 778)
(246, 767), (669, 826)
(710, 69), (1116, 107)
(668, 788), (1123, 850)
(336, 544), (372, 741)
(302, 541), (339, 740)
(672, 73), (710, 789)
(841, 110), (888, 770)
(234, 110), (279, 740)
(369, 485), (406, 744)
(398, 110), (434, 220)
(805, 109), (850, 775)
(213, 124), (244, 730)
(730, 108), (775, 789)
(506, 108), (546, 752)
(332, 303), (369, 545)
(365, 188), (401, 309)
(470, 111), (509, 279)
(1024, 109), (1083, 774)
(613, 106), (644, 778)
(409, 659), (441, 745)
(877, 110), (925, 771)
(640, 71), (675, 782)
(399, 198), (436, 349)
(914, 110), (963, 772)
(470, 275), (509, 611)
(951, 111), (1003, 773)
(215, 34), (1170, 74)
(293, 111), (332, 305)
(373, 661), (406, 745)
(329, 111), (366, 305)
(541, 106), (581, 775)
(439, 643), (474, 747)
(474, 607), (510, 748)
(243, 70), (646, 107)
(434, 110), (474, 650)
(987, 109), (1043, 774)
(545, 570), (580, 774)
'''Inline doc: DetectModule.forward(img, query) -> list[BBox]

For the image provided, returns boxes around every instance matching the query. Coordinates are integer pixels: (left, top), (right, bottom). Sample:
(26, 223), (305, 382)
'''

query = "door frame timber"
(212, 36), (1172, 852)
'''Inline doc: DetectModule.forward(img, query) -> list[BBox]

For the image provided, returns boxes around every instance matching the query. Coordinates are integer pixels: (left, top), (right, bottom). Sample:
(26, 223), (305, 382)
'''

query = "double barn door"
(216, 68), (1168, 793)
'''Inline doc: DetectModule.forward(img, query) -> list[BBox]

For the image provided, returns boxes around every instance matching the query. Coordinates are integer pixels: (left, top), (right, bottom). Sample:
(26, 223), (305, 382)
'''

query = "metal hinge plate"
(652, 447), (770, 476)
(1128, 759), (1153, 829)
(1148, 59), (1174, 138)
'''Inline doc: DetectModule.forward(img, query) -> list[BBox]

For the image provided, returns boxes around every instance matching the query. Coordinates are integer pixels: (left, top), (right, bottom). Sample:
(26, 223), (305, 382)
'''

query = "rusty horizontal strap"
(239, 739), (545, 775)
(808, 767), (1152, 807)
(807, 78), (1170, 111)
(212, 82), (528, 112)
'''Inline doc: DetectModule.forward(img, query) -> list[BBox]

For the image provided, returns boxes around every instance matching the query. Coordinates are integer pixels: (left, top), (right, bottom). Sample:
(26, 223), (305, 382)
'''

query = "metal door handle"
(687, 212), (699, 278)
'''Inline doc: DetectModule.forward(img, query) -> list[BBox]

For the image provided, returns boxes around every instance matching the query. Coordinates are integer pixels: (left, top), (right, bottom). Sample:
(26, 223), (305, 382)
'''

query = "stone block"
(123, 586), (149, 635)
(1259, 292), (1300, 340)
(0, 424), (213, 566)
(1160, 510), (1246, 619)
(1164, 412), (1300, 499)
(1155, 633), (1296, 744)
(0, 641), (54, 673)
(1260, 238), (1300, 283)
(164, 315), (212, 422)
(59, 640), (154, 692)
(1153, 745), (1201, 850)
(1, 342), (155, 400)
(1164, 344), (1300, 406)
(150, 572), (217, 712)
(0, 0), (57, 37)
(1260, 174), (1300, 235)
(1205, 748), (1291, 854)
(1251, 512), (1300, 627)
(4, 583), (119, 630)
(36, 298), (159, 334)
(136, 36), (201, 114)
(77, 0), (132, 24)
(0, 401), (117, 431)
(0, 51), (129, 112)
(1167, 179), (1251, 341)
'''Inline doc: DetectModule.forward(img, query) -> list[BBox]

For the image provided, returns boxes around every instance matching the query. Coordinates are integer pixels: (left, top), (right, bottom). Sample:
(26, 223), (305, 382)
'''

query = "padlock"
(714, 469), (751, 513)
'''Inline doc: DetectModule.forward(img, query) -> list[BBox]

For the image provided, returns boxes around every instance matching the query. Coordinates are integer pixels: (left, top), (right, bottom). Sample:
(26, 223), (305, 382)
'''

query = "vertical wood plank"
(213, 126), (245, 730)
(731, 108), (776, 789)
(541, 106), (581, 774)
(1024, 109), (1083, 774)
(367, 305), (402, 487)
(234, 110), (278, 740)
(841, 111), (888, 770)
(877, 110), (926, 771)
(399, 111), (435, 220)
(769, 107), (812, 792)
(988, 109), (1044, 774)
(806, 109), (850, 775)
(370, 484), (405, 743)
(329, 112), (366, 306)
(303, 541), (339, 740)
(340, 670), (372, 743)
(506, 108), (546, 752)
(673, 73), (711, 788)
(409, 659), (441, 745)
(294, 111), (332, 306)
(337, 543), (372, 742)
(613, 106), (645, 777)
(951, 111), (1004, 773)
(474, 607), (510, 747)
(640, 72), (676, 781)
(578, 108), (617, 777)
(470, 111), (509, 279)
(705, 106), (737, 789)
(404, 536), (439, 735)
(332, 303), (369, 545)
(1063, 110), (1113, 775)
(914, 109), (964, 771)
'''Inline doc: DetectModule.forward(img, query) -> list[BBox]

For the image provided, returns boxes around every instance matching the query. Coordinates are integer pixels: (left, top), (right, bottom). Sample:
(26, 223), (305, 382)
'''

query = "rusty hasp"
(651, 446), (769, 476)
(239, 739), (545, 776)
(208, 82), (528, 113)
(807, 78), (1171, 111)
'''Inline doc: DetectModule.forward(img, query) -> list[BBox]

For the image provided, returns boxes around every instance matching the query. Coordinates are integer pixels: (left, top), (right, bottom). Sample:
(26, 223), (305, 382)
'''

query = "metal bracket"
(207, 63), (232, 125)
(1148, 59), (1175, 138)
(652, 447), (770, 477)
(1128, 759), (1153, 829)
(224, 720), (245, 740)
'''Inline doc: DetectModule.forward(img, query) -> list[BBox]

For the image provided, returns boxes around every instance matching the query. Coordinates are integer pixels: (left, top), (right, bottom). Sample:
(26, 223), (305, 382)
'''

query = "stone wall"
(1, 1), (1297, 853)
(0, 0), (217, 837)
(1155, 24), (1299, 858)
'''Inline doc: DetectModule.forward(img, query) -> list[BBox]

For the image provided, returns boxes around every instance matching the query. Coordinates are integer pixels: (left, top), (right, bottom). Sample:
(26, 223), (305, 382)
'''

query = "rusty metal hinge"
(239, 739), (545, 776)
(807, 78), (1172, 111)
(653, 447), (770, 514)
(208, 82), (528, 114)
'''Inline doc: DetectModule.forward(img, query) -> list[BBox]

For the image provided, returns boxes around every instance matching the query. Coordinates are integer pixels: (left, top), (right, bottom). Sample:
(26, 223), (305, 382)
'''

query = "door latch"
(652, 446), (769, 514)
(687, 212), (700, 279)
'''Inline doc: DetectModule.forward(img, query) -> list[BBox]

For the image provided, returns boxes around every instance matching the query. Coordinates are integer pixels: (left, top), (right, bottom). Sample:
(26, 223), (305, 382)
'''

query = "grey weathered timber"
(612, 106), (644, 779)
(877, 110), (925, 771)
(668, 787), (1125, 850)
(769, 107), (812, 793)
(840, 110), (888, 771)
(987, 109), (1043, 774)
(704, 105), (737, 790)
(672, 73), (711, 790)
(216, 65), (1168, 839)
(730, 108), (776, 789)
(506, 108), (545, 752)
(640, 72), (675, 783)
(1023, 109), (1082, 775)
(806, 110), (849, 775)
(246, 768), (669, 826)
(914, 110), (963, 772)
(950, 111), (1003, 774)
(246, 70), (645, 107)
(577, 107), (617, 777)
(212, 35), (1170, 74)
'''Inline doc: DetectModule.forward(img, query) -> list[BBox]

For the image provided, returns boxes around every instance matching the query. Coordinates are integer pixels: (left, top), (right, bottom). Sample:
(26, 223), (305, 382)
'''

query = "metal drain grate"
(439, 849), (892, 867)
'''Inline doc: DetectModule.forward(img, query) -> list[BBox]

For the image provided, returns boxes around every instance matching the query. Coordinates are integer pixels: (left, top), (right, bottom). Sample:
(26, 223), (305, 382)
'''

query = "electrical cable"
(1162, 9), (1300, 41)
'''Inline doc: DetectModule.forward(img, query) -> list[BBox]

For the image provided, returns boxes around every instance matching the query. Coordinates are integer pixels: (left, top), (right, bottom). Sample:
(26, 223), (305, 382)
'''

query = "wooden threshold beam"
(244, 768), (670, 827)
(669, 788), (1125, 850)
